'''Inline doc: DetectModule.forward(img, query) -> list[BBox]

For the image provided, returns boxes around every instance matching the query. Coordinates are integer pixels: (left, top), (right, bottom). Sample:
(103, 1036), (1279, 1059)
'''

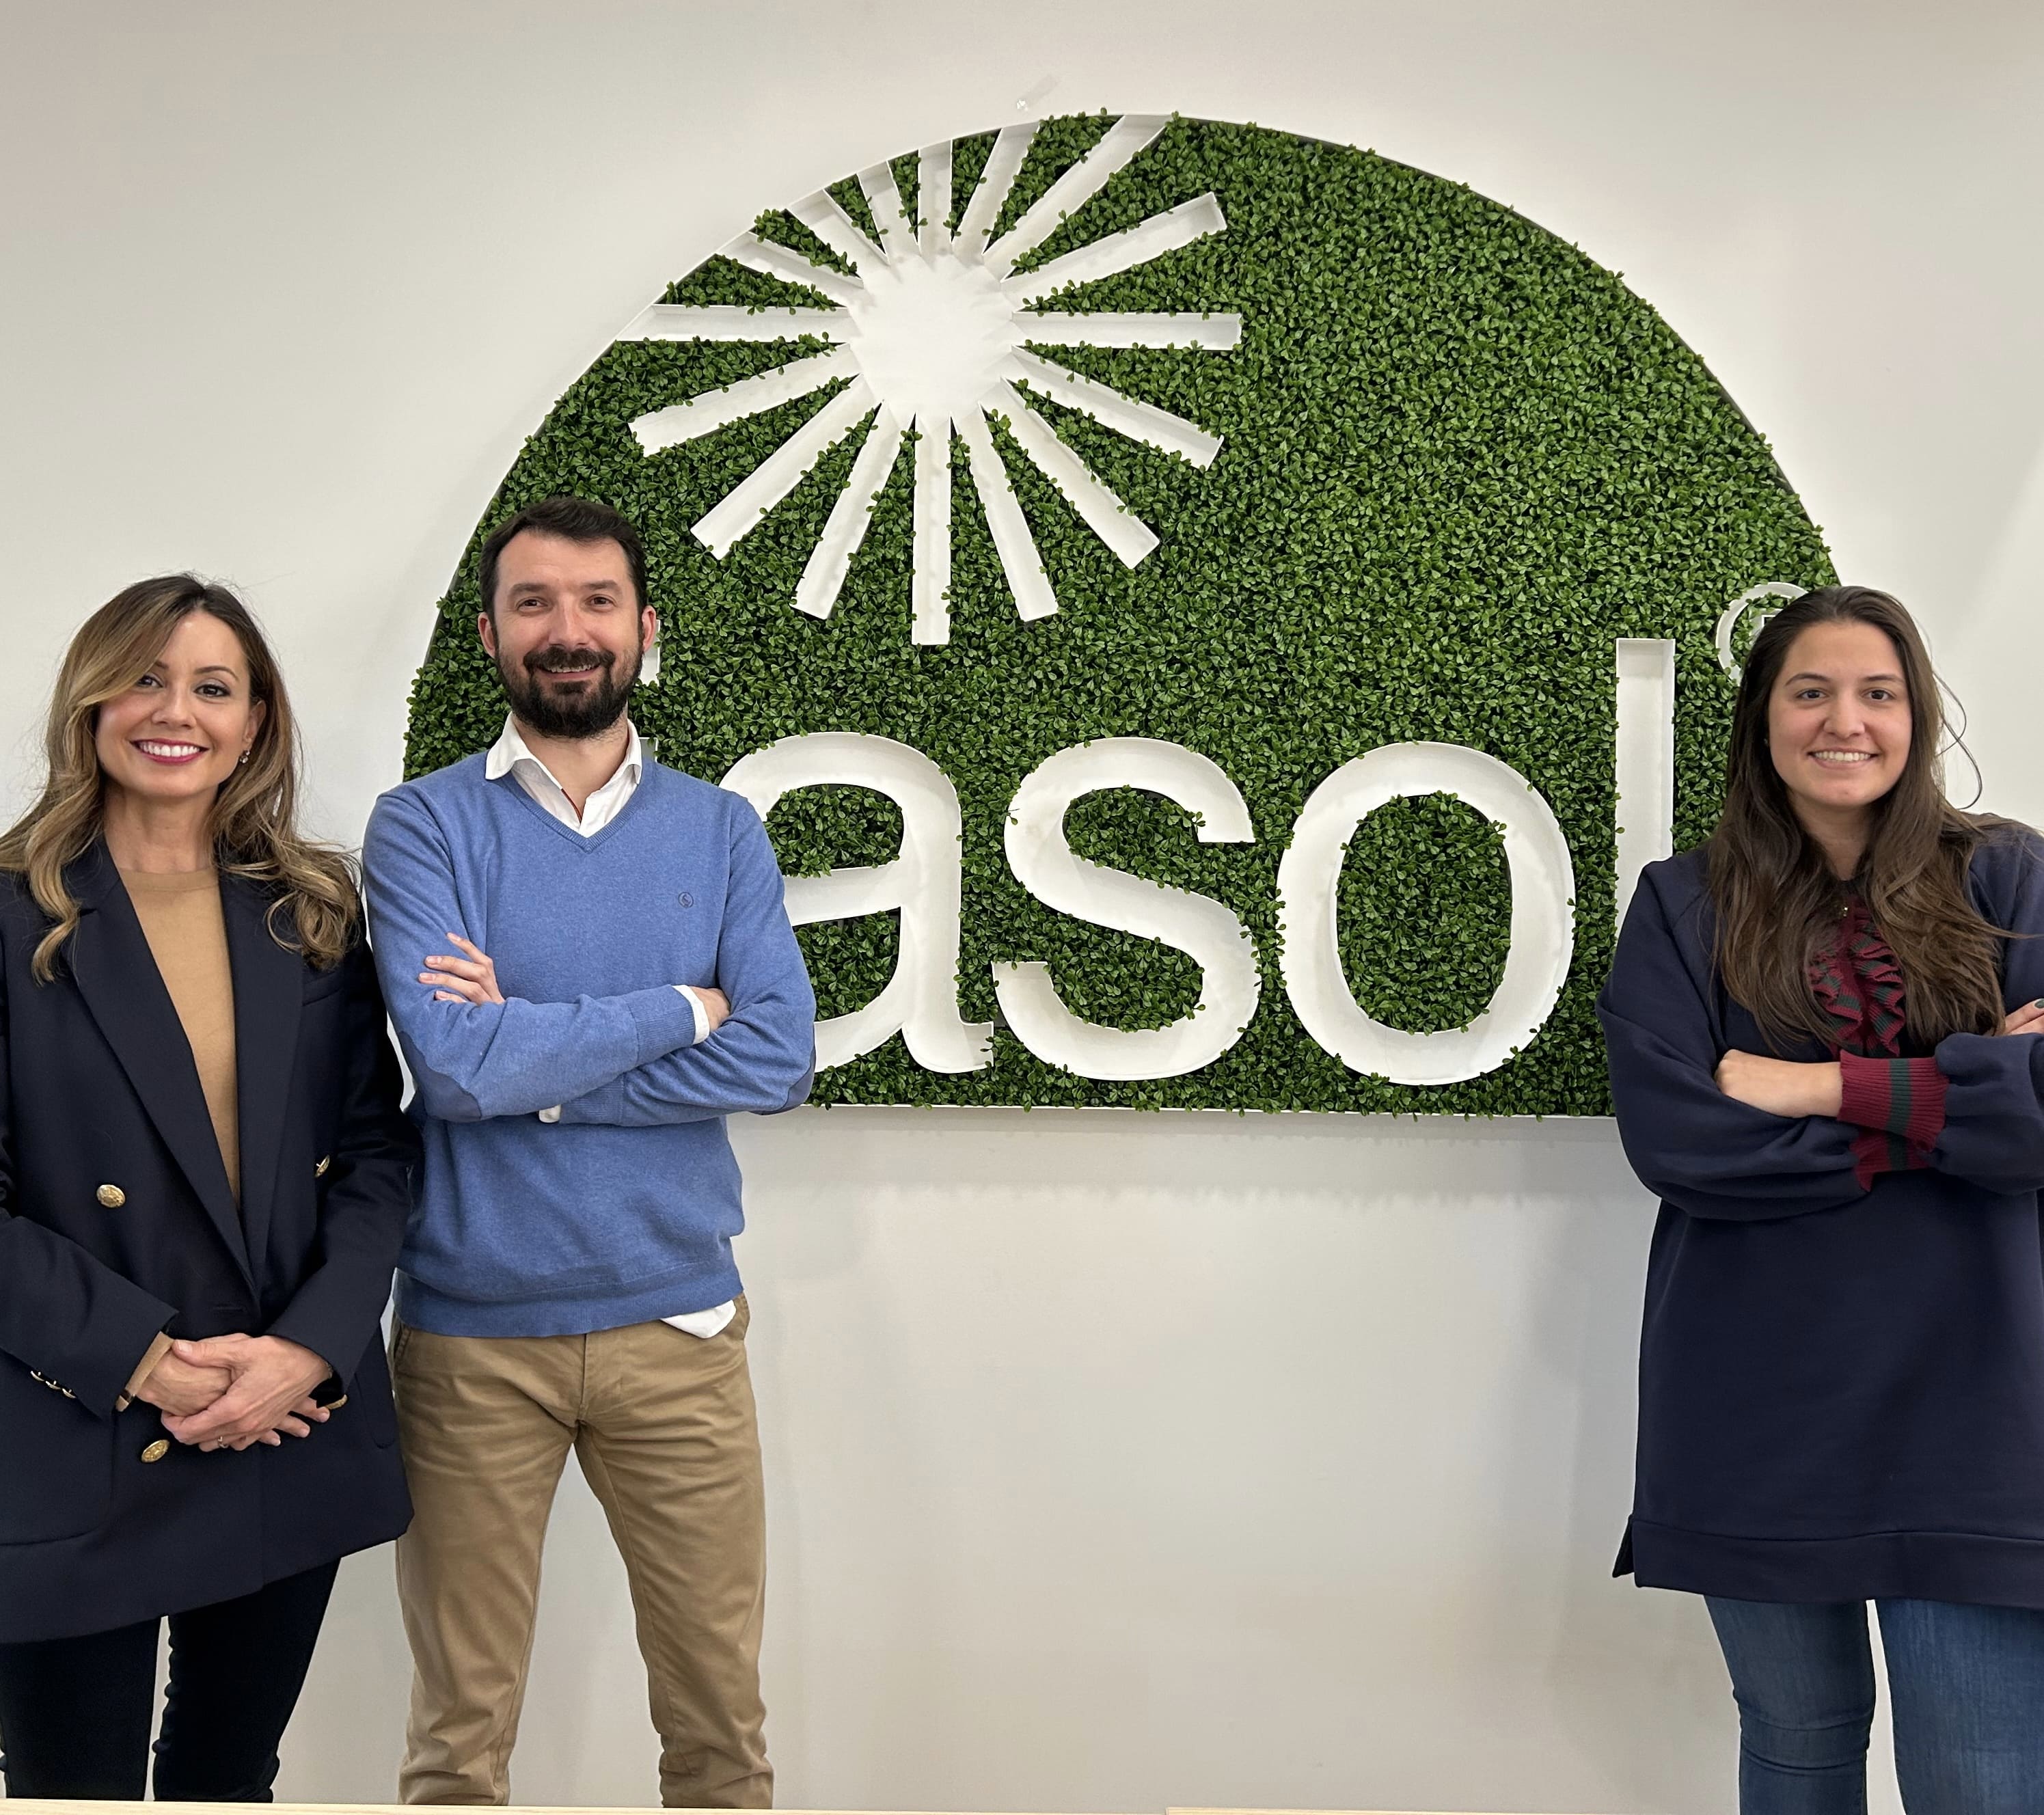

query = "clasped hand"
(1713, 1051), (1843, 1119)
(139, 1334), (333, 1453)
(420, 933), (730, 1028)
(1714, 998), (2044, 1116)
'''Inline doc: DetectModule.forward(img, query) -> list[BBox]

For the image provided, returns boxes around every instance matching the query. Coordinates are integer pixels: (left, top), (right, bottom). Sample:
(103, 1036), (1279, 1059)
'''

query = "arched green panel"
(402, 115), (1830, 1114)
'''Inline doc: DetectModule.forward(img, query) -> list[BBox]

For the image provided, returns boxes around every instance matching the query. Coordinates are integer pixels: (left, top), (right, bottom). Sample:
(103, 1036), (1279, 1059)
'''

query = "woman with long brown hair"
(0, 576), (416, 1797)
(1599, 585), (2044, 1812)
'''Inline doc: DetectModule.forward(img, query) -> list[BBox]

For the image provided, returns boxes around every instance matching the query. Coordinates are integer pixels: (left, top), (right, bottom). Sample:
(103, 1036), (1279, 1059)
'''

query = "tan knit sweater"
(121, 866), (239, 1203)
(118, 865), (240, 1409)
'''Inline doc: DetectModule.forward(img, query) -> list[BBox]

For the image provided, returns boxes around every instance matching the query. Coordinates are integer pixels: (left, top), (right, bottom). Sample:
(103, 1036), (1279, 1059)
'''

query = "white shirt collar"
(486, 714), (644, 836)
(487, 713), (642, 782)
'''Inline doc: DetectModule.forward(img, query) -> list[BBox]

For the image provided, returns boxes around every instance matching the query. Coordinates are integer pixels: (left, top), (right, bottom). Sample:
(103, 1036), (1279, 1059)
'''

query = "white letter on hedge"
(1615, 638), (1675, 931)
(994, 738), (1259, 1080)
(1275, 741), (1574, 1085)
(722, 733), (992, 1073)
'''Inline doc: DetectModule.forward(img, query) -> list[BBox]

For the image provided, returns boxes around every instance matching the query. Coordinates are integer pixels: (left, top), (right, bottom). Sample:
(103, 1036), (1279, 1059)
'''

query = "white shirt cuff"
(674, 985), (711, 1044)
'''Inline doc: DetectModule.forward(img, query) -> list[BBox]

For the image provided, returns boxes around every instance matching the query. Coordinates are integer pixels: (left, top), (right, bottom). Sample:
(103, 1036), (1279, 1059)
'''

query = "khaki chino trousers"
(390, 1300), (769, 1807)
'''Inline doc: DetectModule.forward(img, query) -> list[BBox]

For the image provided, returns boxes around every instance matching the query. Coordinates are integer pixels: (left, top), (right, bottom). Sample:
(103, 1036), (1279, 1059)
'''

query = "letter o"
(1275, 742), (1575, 1086)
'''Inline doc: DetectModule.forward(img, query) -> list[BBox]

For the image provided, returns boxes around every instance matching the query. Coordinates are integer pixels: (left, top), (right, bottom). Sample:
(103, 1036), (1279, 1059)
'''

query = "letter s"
(995, 738), (1259, 1081)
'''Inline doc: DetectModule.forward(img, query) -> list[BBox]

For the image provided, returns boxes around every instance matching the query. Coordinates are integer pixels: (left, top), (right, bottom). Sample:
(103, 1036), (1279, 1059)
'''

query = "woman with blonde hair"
(1601, 585), (2044, 1811)
(0, 576), (416, 1799)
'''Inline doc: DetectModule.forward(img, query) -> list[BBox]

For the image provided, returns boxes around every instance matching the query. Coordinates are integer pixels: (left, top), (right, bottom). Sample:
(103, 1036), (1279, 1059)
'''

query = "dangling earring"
(238, 750), (251, 767)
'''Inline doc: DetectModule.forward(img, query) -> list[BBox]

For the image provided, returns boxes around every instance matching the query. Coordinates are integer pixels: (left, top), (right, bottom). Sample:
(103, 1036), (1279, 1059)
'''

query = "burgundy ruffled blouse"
(1813, 900), (1949, 1188)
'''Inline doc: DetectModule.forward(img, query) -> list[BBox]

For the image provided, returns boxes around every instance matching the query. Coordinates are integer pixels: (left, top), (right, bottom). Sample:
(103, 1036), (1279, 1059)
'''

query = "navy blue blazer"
(0, 844), (418, 1642)
(1598, 832), (2044, 1607)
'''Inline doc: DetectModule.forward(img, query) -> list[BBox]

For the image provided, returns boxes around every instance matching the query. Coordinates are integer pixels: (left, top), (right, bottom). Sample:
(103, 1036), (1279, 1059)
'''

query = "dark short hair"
(476, 496), (648, 620)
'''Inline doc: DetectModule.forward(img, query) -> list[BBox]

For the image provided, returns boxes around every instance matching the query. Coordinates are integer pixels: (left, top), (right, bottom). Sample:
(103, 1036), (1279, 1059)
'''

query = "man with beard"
(362, 495), (815, 1807)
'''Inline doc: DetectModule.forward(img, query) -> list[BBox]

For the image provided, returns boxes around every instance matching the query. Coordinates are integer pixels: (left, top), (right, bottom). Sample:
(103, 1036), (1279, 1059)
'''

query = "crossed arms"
(362, 786), (816, 1129)
(1599, 858), (2044, 1221)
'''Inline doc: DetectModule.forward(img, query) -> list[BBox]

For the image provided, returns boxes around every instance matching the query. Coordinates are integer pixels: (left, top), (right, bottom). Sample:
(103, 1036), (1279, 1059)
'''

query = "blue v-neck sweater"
(362, 755), (816, 1337)
(1599, 833), (2044, 1607)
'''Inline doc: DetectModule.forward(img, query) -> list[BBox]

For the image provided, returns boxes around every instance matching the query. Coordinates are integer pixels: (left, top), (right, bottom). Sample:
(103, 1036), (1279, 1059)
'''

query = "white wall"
(7, 4), (2044, 1810)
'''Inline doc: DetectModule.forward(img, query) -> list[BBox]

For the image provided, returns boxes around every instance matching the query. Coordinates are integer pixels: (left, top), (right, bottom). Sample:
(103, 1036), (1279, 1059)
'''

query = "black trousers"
(0, 1557), (339, 1800)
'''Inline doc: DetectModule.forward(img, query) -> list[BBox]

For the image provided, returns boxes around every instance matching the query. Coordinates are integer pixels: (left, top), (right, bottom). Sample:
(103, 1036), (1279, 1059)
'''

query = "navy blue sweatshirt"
(1598, 832), (2044, 1606)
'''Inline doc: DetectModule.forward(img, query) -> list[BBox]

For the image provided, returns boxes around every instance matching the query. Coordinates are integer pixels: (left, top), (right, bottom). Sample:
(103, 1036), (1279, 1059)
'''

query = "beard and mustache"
(499, 636), (640, 739)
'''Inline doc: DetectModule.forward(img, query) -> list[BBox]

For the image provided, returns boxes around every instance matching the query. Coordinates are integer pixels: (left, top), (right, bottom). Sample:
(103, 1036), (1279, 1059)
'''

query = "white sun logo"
(616, 115), (1241, 645)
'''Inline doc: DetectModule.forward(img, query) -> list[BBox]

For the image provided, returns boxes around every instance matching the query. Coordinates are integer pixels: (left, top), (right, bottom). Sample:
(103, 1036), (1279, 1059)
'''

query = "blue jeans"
(1706, 1596), (2044, 1814)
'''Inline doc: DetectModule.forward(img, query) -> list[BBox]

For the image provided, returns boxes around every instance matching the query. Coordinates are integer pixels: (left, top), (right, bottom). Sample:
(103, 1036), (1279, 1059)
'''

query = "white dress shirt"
(486, 715), (735, 1341)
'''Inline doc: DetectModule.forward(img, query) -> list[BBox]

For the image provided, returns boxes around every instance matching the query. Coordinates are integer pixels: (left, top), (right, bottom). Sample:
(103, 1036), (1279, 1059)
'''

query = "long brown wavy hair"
(0, 576), (359, 980)
(1708, 584), (2008, 1049)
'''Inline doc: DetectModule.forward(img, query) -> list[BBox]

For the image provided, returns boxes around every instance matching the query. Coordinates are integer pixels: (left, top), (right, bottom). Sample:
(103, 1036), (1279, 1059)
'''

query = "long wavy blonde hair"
(0, 575), (359, 981)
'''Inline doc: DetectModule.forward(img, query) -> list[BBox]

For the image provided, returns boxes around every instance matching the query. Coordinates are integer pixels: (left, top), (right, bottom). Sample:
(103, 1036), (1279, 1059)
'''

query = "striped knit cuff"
(1850, 1127), (1937, 1192)
(1837, 1053), (1948, 1145)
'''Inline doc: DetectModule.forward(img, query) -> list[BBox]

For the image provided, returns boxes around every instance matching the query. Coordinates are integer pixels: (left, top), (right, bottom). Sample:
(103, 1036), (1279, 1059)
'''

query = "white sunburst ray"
(718, 230), (867, 307)
(887, 128), (1018, 641)
(618, 230), (863, 441)
(953, 122), (1038, 260)
(917, 139), (953, 256)
(976, 113), (1169, 279)
(618, 269), (914, 625)
(777, 161), (948, 638)
(757, 167), (960, 630)
(966, 277), (1240, 590)
(785, 189), (885, 278)
(752, 394), (958, 640)
(954, 112), (1226, 332)
(940, 122), (1235, 623)
(956, 408), (1057, 623)
(624, 342), (860, 454)
(610, 116), (1243, 636)
(633, 122), (1226, 353)
(630, 199), (877, 349)
(794, 405), (907, 621)
(856, 160), (919, 264)
(832, 151), (965, 642)
(980, 377), (1158, 569)
(1003, 347), (1221, 469)
(911, 407), (953, 644)
(692, 379), (882, 558)
(970, 141), (1237, 541)
(1018, 310), (1242, 352)
(628, 366), (911, 628)
(957, 292), (1238, 580)
(618, 214), (880, 544)
(619, 341), (888, 578)
(618, 303), (854, 344)
(1002, 192), (1229, 306)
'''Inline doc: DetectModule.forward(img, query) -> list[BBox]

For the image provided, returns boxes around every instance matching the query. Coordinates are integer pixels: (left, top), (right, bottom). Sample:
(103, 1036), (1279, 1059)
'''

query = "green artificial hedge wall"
(403, 115), (1834, 1115)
